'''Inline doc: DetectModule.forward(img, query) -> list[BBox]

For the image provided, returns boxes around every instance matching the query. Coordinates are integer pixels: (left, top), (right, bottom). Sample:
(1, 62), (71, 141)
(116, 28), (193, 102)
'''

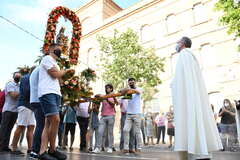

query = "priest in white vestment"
(171, 37), (222, 159)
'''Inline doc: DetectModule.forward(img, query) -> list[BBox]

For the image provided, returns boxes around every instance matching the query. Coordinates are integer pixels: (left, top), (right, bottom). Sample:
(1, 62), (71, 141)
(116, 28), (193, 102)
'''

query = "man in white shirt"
(121, 78), (143, 153)
(29, 66), (45, 159)
(0, 72), (21, 152)
(38, 43), (73, 160)
(119, 98), (135, 152)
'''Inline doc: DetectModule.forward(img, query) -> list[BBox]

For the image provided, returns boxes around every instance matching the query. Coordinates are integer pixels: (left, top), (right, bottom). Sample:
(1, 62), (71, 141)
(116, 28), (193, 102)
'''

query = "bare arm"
(132, 89), (141, 94)
(113, 97), (119, 105)
(218, 112), (223, 117)
(47, 67), (66, 79)
(9, 91), (19, 99)
(62, 107), (68, 115)
(225, 110), (236, 116)
(120, 88), (139, 95)
(218, 108), (224, 117)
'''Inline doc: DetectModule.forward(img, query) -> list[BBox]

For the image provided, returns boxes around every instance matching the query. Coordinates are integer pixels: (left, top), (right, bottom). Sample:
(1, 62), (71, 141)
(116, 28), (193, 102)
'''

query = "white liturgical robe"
(171, 48), (222, 156)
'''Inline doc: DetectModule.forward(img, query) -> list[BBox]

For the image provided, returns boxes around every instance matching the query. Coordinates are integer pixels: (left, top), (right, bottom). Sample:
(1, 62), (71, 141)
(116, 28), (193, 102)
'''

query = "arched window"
(140, 25), (153, 43)
(154, 22), (165, 48)
(166, 14), (177, 34)
(200, 44), (216, 69)
(193, 3), (206, 24)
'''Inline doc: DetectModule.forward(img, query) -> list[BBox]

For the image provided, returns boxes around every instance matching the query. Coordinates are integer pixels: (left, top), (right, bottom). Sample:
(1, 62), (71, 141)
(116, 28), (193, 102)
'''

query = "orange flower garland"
(43, 6), (81, 65)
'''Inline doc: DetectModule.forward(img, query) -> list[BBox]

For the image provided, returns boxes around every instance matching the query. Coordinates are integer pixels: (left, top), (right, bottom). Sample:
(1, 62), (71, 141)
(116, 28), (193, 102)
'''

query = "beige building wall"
(75, 0), (240, 114)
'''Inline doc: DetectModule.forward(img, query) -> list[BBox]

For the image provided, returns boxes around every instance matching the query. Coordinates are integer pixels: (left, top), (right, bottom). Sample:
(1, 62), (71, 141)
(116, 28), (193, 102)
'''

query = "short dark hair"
(105, 84), (113, 90)
(48, 43), (60, 54)
(105, 84), (113, 93)
(13, 72), (20, 78)
(49, 43), (60, 49)
(181, 37), (192, 48)
(128, 78), (135, 82)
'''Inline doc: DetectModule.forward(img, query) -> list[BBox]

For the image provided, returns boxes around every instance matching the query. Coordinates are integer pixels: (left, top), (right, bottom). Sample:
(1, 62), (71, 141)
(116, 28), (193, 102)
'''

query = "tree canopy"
(97, 28), (165, 102)
(215, 0), (240, 49)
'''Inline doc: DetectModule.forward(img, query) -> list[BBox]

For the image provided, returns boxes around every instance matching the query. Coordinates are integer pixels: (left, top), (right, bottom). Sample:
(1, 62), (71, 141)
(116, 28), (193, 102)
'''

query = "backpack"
(0, 90), (5, 113)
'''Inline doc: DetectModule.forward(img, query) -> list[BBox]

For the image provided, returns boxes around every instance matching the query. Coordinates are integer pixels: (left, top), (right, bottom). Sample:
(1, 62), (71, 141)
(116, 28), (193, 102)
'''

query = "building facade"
(75, 0), (240, 113)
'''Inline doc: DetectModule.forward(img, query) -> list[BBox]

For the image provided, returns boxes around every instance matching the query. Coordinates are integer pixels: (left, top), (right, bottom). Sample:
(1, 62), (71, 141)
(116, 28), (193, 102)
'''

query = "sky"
(0, 0), (141, 89)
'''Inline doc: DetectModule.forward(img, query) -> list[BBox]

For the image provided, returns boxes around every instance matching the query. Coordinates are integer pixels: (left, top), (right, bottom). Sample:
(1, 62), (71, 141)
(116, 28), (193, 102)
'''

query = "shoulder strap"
(70, 106), (77, 113)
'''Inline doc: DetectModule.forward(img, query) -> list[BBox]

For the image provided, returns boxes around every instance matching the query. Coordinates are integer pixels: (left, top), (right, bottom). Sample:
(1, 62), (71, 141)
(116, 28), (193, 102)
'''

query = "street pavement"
(0, 144), (239, 160)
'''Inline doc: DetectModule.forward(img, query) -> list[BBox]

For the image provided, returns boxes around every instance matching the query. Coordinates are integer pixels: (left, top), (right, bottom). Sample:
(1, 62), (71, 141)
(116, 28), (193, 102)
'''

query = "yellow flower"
(64, 81), (69, 85)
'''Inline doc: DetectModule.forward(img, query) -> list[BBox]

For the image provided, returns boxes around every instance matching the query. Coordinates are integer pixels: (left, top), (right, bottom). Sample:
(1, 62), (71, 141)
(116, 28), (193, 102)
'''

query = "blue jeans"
(120, 113), (135, 150)
(58, 111), (64, 147)
(89, 127), (98, 149)
(32, 103), (45, 153)
(96, 115), (115, 148)
(40, 93), (61, 117)
(123, 114), (142, 150)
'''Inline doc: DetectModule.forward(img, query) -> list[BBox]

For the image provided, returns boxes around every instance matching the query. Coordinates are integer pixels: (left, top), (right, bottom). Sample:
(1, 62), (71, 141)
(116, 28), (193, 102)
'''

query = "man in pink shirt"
(93, 84), (118, 153)
(155, 112), (166, 144)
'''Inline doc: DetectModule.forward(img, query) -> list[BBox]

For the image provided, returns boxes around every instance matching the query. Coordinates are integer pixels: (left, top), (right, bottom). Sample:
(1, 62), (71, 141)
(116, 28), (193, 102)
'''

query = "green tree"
(215, 0), (240, 50)
(97, 29), (165, 107)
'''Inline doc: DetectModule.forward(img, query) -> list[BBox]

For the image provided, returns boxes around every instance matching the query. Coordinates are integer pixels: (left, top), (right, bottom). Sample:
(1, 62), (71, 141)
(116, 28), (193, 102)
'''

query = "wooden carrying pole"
(78, 89), (137, 103)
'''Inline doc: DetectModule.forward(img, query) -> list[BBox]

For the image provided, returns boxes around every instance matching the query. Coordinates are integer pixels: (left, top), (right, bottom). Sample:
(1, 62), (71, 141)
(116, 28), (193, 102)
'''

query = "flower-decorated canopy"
(42, 6), (81, 65)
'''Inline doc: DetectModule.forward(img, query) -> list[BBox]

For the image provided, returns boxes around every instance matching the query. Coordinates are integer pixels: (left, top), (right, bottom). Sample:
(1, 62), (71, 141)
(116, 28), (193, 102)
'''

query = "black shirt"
(219, 108), (236, 124)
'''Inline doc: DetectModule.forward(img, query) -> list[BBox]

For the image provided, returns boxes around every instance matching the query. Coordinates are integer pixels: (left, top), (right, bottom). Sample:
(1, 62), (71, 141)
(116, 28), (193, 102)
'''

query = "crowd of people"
(0, 44), (73, 160)
(0, 43), (163, 160)
(0, 37), (240, 160)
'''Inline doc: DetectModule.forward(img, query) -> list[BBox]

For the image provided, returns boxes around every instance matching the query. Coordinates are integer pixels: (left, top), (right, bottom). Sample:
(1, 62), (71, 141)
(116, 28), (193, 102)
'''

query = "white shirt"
(2, 81), (20, 112)
(76, 102), (89, 118)
(120, 99), (128, 113)
(38, 55), (61, 98)
(127, 88), (142, 114)
(30, 67), (40, 103)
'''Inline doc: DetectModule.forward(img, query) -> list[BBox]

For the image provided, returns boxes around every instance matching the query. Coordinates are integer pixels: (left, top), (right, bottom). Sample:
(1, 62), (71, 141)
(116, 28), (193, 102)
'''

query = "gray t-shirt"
(2, 81), (20, 112)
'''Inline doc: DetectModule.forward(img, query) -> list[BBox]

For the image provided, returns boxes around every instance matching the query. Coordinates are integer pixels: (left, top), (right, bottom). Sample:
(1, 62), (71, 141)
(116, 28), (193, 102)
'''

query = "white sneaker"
(107, 148), (112, 153)
(92, 148), (101, 153)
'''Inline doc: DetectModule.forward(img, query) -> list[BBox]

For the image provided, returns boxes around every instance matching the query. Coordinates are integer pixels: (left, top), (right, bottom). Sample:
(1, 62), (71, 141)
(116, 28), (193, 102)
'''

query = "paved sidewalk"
(0, 144), (239, 160)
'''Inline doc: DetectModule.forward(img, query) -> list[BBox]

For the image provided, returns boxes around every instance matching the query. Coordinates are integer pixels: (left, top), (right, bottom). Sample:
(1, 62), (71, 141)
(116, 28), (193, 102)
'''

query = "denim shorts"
(219, 123), (237, 136)
(39, 93), (61, 117)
